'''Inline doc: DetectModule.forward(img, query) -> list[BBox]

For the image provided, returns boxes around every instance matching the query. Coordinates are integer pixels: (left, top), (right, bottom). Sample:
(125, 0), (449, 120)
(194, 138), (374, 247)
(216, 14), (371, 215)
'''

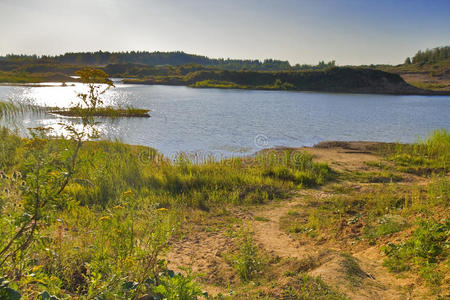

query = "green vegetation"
(1, 51), (334, 72)
(0, 70), (72, 83)
(282, 273), (348, 300)
(340, 253), (367, 287)
(49, 106), (150, 118)
(152, 269), (205, 299)
(386, 129), (449, 175)
(230, 228), (264, 282)
(125, 67), (422, 94)
(0, 125), (332, 298)
(382, 219), (449, 290)
(49, 68), (150, 118)
(409, 82), (447, 90)
(3, 51), (443, 95)
(410, 46), (450, 64)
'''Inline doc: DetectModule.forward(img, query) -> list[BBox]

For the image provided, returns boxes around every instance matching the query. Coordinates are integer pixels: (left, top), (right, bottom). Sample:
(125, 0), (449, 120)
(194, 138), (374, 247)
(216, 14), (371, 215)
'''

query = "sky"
(0, 0), (449, 65)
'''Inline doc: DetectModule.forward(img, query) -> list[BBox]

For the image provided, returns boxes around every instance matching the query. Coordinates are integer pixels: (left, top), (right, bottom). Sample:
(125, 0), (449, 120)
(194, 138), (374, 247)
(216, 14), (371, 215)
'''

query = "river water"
(0, 83), (449, 157)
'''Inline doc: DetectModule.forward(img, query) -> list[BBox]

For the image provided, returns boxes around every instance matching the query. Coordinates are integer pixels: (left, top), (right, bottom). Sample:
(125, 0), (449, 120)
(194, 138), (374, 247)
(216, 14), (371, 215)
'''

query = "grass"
(254, 216), (270, 222)
(0, 128), (333, 299)
(0, 123), (448, 298)
(382, 218), (449, 292)
(0, 70), (72, 83)
(282, 273), (349, 300)
(409, 82), (448, 90)
(280, 130), (449, 244)
(191, 80), (247, 89)
(229, 227), (264, 282)
(384, 129), (450, 175)
(49, 106), (150, 118)
(340, 253), (367, 287)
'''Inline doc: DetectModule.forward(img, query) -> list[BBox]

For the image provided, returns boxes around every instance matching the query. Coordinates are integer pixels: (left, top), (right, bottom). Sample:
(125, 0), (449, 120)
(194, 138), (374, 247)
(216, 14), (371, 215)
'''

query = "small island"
(49, 106), (150, 118)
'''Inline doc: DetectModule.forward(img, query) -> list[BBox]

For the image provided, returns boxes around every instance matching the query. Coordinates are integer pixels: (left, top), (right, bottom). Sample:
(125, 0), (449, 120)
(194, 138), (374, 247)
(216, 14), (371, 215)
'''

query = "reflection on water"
(0, 83), (449, 157)
(16, 82), (119, 107)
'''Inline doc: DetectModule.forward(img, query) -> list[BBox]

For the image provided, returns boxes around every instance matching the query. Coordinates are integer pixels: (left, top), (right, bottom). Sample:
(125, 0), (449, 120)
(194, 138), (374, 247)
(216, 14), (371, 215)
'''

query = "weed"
(382, 218), (449, 290)
(231, 227), (264, 282)
(282, 273), (349, 299)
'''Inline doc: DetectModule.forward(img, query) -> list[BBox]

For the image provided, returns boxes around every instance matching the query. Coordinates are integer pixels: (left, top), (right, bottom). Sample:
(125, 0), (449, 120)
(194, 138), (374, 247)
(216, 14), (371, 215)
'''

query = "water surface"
(0, 83), (449, 157)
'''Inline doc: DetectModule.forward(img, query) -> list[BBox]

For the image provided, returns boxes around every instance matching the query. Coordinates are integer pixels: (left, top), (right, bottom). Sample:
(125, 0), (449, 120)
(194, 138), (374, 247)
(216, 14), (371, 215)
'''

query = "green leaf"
(122, 281), (138, 291)
(0, 287), (22, 300)
(38, 291), (58, 300)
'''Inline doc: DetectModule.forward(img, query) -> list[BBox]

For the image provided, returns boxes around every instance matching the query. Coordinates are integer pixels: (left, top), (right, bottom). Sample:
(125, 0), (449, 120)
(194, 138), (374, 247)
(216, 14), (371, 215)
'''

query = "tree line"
(404, 46), (450, 64)
(0, 51), (336, 71)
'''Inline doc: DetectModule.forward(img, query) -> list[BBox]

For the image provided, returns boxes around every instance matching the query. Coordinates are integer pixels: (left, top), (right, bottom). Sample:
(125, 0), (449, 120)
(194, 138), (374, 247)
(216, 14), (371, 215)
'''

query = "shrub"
(382, 218), (449, 287)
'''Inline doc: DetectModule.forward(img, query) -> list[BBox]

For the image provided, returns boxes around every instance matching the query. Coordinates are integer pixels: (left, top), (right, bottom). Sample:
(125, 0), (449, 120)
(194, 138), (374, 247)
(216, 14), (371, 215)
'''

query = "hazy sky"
(1, 0), (449, 65)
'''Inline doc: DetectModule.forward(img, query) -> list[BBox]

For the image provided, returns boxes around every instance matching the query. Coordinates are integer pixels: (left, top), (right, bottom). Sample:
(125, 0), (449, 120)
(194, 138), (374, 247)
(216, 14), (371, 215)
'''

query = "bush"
(382, 218), (449, 287)
(231, 228), (263, 282)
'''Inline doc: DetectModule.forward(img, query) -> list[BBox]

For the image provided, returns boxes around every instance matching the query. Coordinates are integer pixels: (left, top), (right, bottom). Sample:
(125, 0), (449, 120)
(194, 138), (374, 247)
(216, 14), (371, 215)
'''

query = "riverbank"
(121, 67), (450, 96)
(2, 60), (450, 95)
(0, 127), (448, 299)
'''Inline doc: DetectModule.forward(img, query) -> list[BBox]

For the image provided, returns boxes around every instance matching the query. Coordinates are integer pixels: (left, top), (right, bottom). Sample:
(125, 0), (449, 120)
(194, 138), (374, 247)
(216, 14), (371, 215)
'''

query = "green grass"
(409, 82), (448, 90)
(382, 218), (449, 291)
(254, 216), (270, 222)
(230, 228), (264, 282)
(281, 172), (448, 243)
(340, 253), (367, 287)
(49, 106), (150, 118)
(191, 80), (247, 89)
(0, 70), (72, 83)
(282, 273), (349, 300)
(363, 214), (408, 241)
(0, 128), (333, 299)
(385, 129), (450, 175)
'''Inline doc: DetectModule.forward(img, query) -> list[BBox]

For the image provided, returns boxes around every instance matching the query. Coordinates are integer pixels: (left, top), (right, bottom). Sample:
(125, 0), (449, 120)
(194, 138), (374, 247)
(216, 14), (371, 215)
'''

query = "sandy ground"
(167, 142), (446, 299)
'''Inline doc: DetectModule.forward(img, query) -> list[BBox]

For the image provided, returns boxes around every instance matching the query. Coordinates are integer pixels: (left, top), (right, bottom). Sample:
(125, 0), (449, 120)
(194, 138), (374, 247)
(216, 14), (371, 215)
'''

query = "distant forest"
(0, 51), (336, 71)
(405, 46), (450, 64)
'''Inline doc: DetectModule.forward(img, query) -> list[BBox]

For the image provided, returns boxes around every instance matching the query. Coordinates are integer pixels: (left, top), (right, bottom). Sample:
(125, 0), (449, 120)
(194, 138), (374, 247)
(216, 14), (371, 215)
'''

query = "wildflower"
(123, 190), (133, 196)
(99, 216), (110, 221)
(32, 265), (44, 272)
(156, 208), (168, 212)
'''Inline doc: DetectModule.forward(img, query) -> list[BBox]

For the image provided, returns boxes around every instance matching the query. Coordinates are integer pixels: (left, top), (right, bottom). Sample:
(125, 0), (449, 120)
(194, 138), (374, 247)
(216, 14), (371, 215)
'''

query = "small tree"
(0, 68), (112, 271)
(75, 68), (114, 110)
(404, 57), (412, 65)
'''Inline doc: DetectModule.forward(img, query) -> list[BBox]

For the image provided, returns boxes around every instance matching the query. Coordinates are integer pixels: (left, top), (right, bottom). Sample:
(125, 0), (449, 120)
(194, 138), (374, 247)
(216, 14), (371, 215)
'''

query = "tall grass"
(0, 128), (333, 298)
(389, 129), (449, 174)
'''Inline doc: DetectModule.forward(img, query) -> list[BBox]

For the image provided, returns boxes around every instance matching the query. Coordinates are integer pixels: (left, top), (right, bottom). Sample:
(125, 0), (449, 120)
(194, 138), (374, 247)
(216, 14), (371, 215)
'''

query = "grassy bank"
(0, 70), (74, 83)
(0, 127), (333, 299)
(124, 67), (438, 95)
(49, 106), (151, 118)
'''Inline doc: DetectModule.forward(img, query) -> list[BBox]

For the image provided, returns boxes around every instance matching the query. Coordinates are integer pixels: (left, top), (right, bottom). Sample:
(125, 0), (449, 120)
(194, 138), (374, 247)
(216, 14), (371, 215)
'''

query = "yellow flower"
(123, 190), (133, 196)
(32, 265), (43, 272)
(113, 205), (124, 210)
(156, 208), (168, 212)
(99, 216), (110, 221)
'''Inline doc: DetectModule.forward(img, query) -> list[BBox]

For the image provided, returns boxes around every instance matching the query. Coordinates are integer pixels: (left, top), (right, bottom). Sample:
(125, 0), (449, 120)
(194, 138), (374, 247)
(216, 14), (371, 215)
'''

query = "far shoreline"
(1, 80), (450, 96)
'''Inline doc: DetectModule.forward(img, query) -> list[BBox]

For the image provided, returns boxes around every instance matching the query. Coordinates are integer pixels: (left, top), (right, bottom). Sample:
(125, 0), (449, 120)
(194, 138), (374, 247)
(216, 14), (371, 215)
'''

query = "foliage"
(0, 124), (332, 297)
(2, 51), (293, 71)
(0, 277), (21, 300)
(231, 227), (263, 282)
(382, 218), (449, 288)
(125, 67), (408, 93)
(411, 46), (450, 64)
(49, 106), (150, 118)
(282, 273), (348, 300)
(387, 129), (449, 175)
(74, 67), (114, 110)
(153, 269), (204, 300)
